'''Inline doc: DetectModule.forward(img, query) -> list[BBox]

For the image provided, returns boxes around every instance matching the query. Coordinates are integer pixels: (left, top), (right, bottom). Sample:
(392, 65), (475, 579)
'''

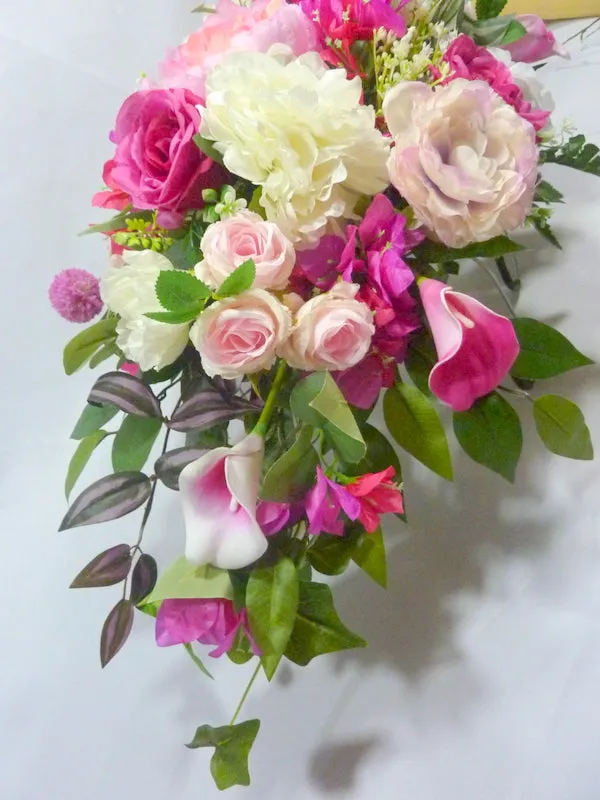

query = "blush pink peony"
(384, 79), (538, 248)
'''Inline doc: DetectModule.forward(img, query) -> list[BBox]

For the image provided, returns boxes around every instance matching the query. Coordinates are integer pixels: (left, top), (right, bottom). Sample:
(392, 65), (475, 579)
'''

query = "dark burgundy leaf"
(130, 554), (158, 605)
(168, 391), (260, 433)
(154, 447), (207, 490)
(70, 544), (132, 589)
(59, 472), (152, 531)
(100, 599), (134, 668)
(88, 371), (162, 418)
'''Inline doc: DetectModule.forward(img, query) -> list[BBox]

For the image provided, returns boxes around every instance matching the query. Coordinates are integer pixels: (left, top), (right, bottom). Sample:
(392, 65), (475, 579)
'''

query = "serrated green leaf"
(511, 318), (593, 380)
(71, 403), (119, 440)
(65, 430), (108, 499)
(453, 392), (523, 482)
(155, 271), (211, 313)
(186, 720), (260, 791)
(112, 415), (162, 472)
(352, 528), (387, 588)
(383, 384), (453, 480)
(535, 180), (564, 204)
(142, 557), (233, 605)
(475, 0), (507, 20)
(216, 260), (256, 298)
(462, 15), (526, 46)
(532, 216), (562, 249)
(63, 317), (118, 375)
(285, 582), (366, 666)
(416, 235), (523, 263)
(533, 394), (593, 460)
(247, 558), (299, 680)
(260, 426), (318, 502)
(542, 133), (600, 176)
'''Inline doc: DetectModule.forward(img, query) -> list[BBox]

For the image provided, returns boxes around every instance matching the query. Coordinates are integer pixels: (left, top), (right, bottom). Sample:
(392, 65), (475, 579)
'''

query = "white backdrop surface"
(1, 5), (600, 799)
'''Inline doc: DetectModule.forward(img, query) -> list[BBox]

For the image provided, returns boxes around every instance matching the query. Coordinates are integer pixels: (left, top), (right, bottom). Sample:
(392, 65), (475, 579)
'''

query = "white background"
(1, 5), (600, 799)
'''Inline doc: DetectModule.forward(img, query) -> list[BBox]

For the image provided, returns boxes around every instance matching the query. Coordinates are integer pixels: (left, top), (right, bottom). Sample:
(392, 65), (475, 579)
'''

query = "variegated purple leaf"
(168, 391), (260, 433)
(88, 371), (162, 418)
(100, 599), (134, 668)
(59, 472), (152, 531)
(70, 544), (132, 589)
(130, 554), (158, 605)
(154, 447), (207, 490)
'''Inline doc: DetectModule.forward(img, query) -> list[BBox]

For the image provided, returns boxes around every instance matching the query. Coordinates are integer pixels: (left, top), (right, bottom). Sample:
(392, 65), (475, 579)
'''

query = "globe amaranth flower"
(200, 49), (390, 243)
(49, 269), (103, 323)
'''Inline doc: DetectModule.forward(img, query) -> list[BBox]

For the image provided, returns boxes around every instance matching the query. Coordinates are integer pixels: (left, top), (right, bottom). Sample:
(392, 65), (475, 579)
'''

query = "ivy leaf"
(260, 426), (318, 502)
(383, 384), (453, 480)
(71, 403), (119, 440)
(453, 392), (523, 482)
(475, 0), (507, 19)
(533, 395), (594, 460)
(65, 430), (107, 499)
(416, 235), (523, 263)
(216, 260), (256, 298)
(247, 558), (299, 680)
(511, 318), (593, 380)
(169, 390), (259, 433)
(63, 317), (118, 375)
(352, 528), (387, 589)
(112, 415), (162, 472)
(100, 599), (135, 667)
(70, 544), (132, 589)
(155, 271), (211, 313)
(285, 582), (366, 666)
(59, 472), (152, 531)
(142, 556), (233, 605)
(186, 720), (261, 791)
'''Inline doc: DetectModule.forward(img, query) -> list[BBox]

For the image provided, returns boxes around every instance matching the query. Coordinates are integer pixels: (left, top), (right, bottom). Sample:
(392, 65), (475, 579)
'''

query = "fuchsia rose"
(306, 466), (360, 535)
(502, 15), (568, 64)
(443, 35), (550, 132)
(155, 598), (259, 658)
(418, 278), (520, 412)
(346, 467), (404, 533)
(179, 434), (268, 569)
(102, 88), (222, 226)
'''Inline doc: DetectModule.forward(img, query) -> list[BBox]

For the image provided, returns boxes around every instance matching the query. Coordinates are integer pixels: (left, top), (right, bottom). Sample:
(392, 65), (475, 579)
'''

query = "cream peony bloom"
(384, 79), (538, 248)
(200, 49), (390, 243)
(101, 250), (189, 372)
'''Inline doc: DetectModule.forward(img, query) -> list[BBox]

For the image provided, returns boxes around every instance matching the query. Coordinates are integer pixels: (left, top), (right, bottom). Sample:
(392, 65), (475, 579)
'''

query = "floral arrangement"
(51, 0), (598, 790)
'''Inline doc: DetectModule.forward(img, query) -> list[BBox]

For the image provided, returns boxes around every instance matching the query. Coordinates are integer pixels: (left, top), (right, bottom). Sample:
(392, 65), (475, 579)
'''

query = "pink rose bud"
(503, 15), (568, 64)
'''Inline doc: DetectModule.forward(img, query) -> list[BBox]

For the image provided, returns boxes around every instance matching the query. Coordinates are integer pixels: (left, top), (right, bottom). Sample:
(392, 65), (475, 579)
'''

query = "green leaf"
(192, 133), (224, 165)
(343, 423), (401, 480)
(352, 528), (387, 589)
(453, 392), (523, 482)
(462, 15), (526, 46)
(145, 308), (200, 325)
(511, 318), (593, 380)
(112, 415), (162, 472)
(65, 430), (107, 498)
(247, 558), (299, 680)
(216, 260), (256, 298)
(532, 215), (562, 249)
(186, 720), (260, 791)
(535, 180), (564, 204)
(71, 403), (119, 440)
(63, 317), (118, 375)
(291, 372), (366, 464)
(383, 384), (453, 480)
(416, 235), (523, 263)
(405, 331), (437, 396)
(498, 19), (527, 45)
(142, 557), (233, 605)
(308, 534), (356, 577)
(227, 628), (254, 664)
(533, 395), (594, 460)
(542, 134), (600, 176)
(285, 582), (367, 666)
(183, 643), (214, 679)
(89, 341), (119, 369)
(260, 426), (318, 502)
(155, 271), (210, 313)
(475, 0), (507, 19)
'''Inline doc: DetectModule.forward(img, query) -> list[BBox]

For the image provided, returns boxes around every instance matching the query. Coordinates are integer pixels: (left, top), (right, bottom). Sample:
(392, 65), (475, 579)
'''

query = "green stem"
(253, 360), (287, 438)
(230, 662), (261, 726)
(474, 258), (516, 318)
(498, 385), (534, 402)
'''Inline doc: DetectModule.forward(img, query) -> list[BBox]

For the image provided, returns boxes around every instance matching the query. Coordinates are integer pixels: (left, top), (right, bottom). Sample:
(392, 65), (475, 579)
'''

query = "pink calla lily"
(419, 279), (520, 412)
(179, 434), (268, 569)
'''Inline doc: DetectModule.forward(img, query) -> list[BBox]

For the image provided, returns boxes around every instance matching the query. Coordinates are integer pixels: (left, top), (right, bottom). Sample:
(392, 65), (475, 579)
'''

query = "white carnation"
(100, 250), (189, 372)
(200, 50), (390, 244)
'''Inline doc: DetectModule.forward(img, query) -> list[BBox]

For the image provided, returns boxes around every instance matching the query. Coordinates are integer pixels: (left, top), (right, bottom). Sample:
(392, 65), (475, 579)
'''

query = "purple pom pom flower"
(49, 268), (103, 323)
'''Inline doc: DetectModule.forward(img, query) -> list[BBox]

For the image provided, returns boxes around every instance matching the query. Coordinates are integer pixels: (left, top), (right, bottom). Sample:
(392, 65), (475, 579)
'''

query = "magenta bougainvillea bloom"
(419, 278), (520, 412)
(155, 597), (259, 658)
(305, 466), (360, 535)
(347, 467), (404, 533)
(49, 268), (103, 323)
(256, 500), (291, 536)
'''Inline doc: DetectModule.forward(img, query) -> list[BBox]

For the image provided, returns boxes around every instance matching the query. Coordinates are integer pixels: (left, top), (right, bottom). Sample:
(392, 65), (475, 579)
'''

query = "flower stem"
(133, 424), (172, 550)
(498, 384), (534, 402)
(474, 258), (517, 318)
(252, 360), (287, 438)
(230, 662), (261, 726)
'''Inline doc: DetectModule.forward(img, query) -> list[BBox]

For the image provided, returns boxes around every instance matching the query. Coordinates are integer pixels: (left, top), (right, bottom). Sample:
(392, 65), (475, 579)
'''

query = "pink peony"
(347, 466), (404, 532)
(102, 88), (223, 226)
(49, 269), (103, 323)
(418, 278), (520, 412)
(443, 34), (550, 132)
(502, 15), (568, 64)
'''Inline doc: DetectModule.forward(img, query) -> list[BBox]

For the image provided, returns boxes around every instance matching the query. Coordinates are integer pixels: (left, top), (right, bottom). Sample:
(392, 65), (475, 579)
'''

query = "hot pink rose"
(189, 289), (291, 379)
(418, 278), (520, 412)
(196, 211), (296, 291)
(502, 15), (568, 64)
(280, 283), (374, 372)
(103, 88), (222, 226)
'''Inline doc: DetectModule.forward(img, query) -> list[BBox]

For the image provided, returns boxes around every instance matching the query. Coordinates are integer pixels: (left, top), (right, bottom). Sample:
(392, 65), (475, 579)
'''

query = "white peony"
(101, 250), (189, 372)
(199, 49), (390, 244)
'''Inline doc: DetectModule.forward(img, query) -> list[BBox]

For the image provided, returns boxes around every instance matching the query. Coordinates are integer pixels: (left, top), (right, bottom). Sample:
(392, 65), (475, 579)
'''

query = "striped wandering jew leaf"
(88, 371), (162, 418)
(168, 390), (261, 432)
(155, 447), (208, 490)
(70, 544), (132, 589)
(100, 599), (135, 668)
(129, 554), (158, 605)
(59, 472), (152, 530)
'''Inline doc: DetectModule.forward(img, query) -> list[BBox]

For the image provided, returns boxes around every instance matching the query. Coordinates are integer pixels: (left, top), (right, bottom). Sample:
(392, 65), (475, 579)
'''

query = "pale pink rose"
(384, 79), (538, 248)
(280, 283), (374, 372)
(190, 289), (291, 379)
(154, 0), (317, 100)
(196, 211), (295, 291)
